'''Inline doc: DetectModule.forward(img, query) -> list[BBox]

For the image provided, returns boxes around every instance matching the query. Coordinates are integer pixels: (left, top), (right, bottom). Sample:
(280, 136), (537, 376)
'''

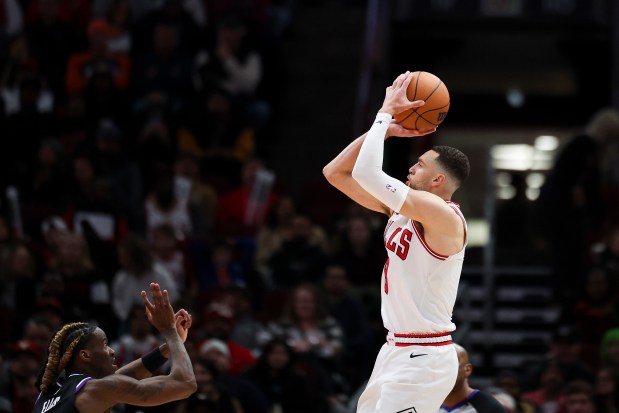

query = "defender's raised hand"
(174, 309), (192, 343)
(141, 283), (175, 332)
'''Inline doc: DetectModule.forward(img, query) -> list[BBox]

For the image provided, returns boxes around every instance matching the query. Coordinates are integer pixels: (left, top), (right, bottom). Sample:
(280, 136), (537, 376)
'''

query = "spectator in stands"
(193, 14), (268, 129)
(572, 267), (619, 368)
(65, 18), (131, 97)
(18, 138), (70, 235)
(19, 316), (53, 356)
(41, 231), (113, 332)
(594, 367), (618, 413)
(195, 238), (247, 292)
(173, 358), (245, 413)
(90, 119), (143, 226)
(255, 195), (330, 280)
(63, 153), (129, 246)
(488, 388), (517, 413)
(244, 337), (315, 413)
(0, 0), (23, 43)
(0, 340), (41, 413)
(522, 359), (566, 413)
(101, 0), (133, 53)
(131, 0), (202, 56)
(254, 194), (297, 275)
(0, 243), (38, 326)
(131, 22), (194, 114)
(33, 297), (64, 332)
(173, 152), (218, 238)
(0, 34), (52, 117)
(322, 262), (373, 389)
(198, 337), (270, 413)
(80, 50), (132, 131)
(151, 223), (193, 296)
(215, 157), (277, 238)
(440, 343), (508, 413)
(523, 326), (595, 387)
(25, 0), (84, 99)
(196, 339), (269, 413)
(268, 213), (329, 288)
(111, 233), (178, 331)
(110, 304), (160, 368)
(197, 302), (256, 376)
(264, 282), (343, 375)
(494, 370), (541, 413)
(600, 328), (619, 377)
(144, 171), (193, 242)
(563, 380), (597, 413)
(225, 286), (267, 358)
(331, 214), (386, 288)
(1, 71), (57, 187)
(133, 96), (177, 192)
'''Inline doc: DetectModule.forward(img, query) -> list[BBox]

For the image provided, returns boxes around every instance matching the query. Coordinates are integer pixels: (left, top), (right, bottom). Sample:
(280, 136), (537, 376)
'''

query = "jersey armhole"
(448, 204), (467, 246)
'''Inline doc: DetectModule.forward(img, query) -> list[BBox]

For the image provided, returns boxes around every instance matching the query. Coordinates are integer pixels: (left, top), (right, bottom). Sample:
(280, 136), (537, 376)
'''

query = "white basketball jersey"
(381, 202), (467, 334)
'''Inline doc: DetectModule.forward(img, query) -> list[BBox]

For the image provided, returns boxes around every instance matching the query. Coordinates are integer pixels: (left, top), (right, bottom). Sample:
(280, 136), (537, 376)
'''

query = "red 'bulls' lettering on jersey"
(385, 226), (413, 260)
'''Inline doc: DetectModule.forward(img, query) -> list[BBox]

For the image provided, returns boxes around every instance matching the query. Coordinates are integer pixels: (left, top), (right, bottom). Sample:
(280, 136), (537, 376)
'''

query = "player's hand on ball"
(387, 121), (436, 138)
(380, 71), (424, 116)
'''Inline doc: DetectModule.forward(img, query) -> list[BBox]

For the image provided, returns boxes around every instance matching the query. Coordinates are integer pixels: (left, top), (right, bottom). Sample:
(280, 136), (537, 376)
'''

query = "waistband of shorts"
(386, 331), (453, 346)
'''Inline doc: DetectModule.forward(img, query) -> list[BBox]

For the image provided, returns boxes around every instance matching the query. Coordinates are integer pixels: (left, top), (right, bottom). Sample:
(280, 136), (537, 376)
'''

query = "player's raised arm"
(75, 283), (196, 411)
(114, 309), (192, 380)
(323, 75), (433, 214)
(351, 72), (468, 255)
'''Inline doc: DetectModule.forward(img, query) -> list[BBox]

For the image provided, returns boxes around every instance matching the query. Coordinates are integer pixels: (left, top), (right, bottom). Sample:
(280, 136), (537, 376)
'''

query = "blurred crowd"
(0, 2), (387, 412)
(0, 1), (618, 413)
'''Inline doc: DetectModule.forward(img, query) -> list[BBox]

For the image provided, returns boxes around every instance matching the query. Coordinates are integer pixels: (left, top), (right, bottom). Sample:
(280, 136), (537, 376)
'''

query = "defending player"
(32, 283), (196, 413)
(323, 71), (470, 413)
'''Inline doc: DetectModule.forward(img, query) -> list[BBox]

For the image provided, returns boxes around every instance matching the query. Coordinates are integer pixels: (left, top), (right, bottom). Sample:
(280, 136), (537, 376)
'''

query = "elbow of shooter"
(322, 164), (334, 182)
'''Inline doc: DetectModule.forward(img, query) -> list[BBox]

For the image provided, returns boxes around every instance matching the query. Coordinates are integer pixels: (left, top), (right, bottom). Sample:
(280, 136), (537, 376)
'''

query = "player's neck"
(443, 385), (475, 407)
(428, 187), (452, 202)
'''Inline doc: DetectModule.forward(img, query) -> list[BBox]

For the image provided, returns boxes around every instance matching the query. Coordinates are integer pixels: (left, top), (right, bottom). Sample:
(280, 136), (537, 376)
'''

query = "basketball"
(394, 71), (450, 131)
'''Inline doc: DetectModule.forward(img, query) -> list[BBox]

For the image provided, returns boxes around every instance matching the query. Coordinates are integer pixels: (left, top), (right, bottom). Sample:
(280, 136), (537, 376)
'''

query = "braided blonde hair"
(38, 322), (96, 392)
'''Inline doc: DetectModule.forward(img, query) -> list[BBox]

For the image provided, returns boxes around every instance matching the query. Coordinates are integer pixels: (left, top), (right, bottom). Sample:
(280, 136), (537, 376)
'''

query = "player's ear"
(464, 362), (473, 377)
(78, 349), (92, 363)
(433, 174), (445, 185)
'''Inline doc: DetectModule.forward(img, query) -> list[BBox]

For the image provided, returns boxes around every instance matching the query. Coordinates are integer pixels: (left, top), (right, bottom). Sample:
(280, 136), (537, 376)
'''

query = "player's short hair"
(432, 146), (470, 187)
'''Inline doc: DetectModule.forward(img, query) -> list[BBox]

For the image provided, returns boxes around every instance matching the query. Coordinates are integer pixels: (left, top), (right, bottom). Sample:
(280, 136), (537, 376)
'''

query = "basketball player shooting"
(323, 71), (470, 413)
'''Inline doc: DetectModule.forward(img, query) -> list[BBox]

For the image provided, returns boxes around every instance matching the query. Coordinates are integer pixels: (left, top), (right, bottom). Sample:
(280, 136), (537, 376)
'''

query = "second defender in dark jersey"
(440, 343), (508, 413)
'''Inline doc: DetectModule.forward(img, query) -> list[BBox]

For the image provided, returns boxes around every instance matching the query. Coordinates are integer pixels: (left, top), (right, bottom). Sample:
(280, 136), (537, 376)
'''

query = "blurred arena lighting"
(466, 218), (490, 247)
(534, 135), (559, 151)
(505, 87), (525, 108)
(491, 144), (555, 171)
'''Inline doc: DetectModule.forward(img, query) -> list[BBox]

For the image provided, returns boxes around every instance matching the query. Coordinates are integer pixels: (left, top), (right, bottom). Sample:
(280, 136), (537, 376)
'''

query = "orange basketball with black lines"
(394, 71), (450, 131)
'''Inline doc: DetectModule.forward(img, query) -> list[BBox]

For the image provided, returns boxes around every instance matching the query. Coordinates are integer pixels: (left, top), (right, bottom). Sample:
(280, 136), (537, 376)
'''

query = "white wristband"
(352, 113), (410, 213)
